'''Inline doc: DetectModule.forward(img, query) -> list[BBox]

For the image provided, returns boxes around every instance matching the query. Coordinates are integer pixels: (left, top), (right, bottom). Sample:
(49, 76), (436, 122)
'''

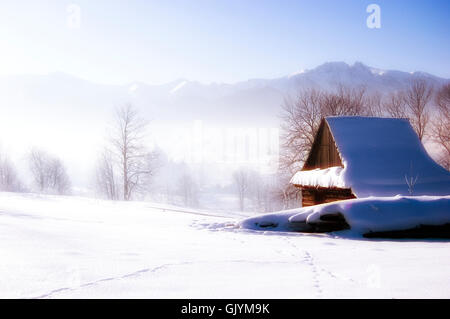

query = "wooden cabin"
(291, 118), (356, 207)
(290, 116), (450, 207)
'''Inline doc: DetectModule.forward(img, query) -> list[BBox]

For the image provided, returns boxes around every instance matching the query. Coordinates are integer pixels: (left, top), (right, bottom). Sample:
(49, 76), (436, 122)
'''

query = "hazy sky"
(0, 0), (449, 84)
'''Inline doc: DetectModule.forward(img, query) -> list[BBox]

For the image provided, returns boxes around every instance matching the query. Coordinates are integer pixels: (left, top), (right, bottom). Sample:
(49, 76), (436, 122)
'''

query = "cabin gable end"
(302, 120), (343, 170)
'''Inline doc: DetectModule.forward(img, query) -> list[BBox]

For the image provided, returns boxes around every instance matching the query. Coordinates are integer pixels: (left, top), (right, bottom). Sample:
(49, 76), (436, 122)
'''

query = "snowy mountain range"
(0, 61), (448, 188)
(126, 61), (448, 125)
(1, 62), (448, 127)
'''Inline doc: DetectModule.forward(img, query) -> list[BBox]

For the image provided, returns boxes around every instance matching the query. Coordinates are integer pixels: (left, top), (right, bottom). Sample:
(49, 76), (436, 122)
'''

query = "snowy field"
(0, 192), (449, 299)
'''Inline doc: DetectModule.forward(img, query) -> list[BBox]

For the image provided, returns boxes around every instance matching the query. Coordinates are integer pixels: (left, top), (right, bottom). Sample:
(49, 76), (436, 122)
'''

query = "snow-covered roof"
(291, 116), (450, 197)
(290, 166), (346, 189)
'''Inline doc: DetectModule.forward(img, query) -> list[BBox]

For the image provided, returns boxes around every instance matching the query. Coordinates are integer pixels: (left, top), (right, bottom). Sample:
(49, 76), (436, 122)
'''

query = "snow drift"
(239, 195), (450, 237)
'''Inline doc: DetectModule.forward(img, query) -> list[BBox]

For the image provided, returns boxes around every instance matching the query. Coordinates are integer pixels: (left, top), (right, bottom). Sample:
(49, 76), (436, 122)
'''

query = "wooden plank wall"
(302, 187), (356, 207)
(303, 120), (343, 170)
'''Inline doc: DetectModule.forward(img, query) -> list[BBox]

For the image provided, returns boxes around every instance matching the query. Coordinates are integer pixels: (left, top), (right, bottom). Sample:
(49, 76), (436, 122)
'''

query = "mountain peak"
(315, 61), (351, 72)
(170, 80), (189, 94)
(352, 61), (371, 70)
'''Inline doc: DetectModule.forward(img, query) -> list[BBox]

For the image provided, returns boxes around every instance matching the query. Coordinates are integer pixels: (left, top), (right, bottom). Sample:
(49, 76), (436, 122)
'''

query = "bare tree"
(280, 88), (322, 172)
(28, 148), (71, 194)
(256, 169), (299, 210)
(233, 168), (251, 211)
(48, 158), (71, 195)
(251, 173), (285, 213)
(403, 79), (433, 141)
(0, 152), (23, 192)
(95, 149), (118, 200)
(29, 148), (48, 192)
(431, 83), (450, 169)
(178, 171), (199, 207)
(365, 91), (384, 117)
(383, 91), (408, 118)
(108, 104), (155, 201)
(321, 85), (369, 116)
